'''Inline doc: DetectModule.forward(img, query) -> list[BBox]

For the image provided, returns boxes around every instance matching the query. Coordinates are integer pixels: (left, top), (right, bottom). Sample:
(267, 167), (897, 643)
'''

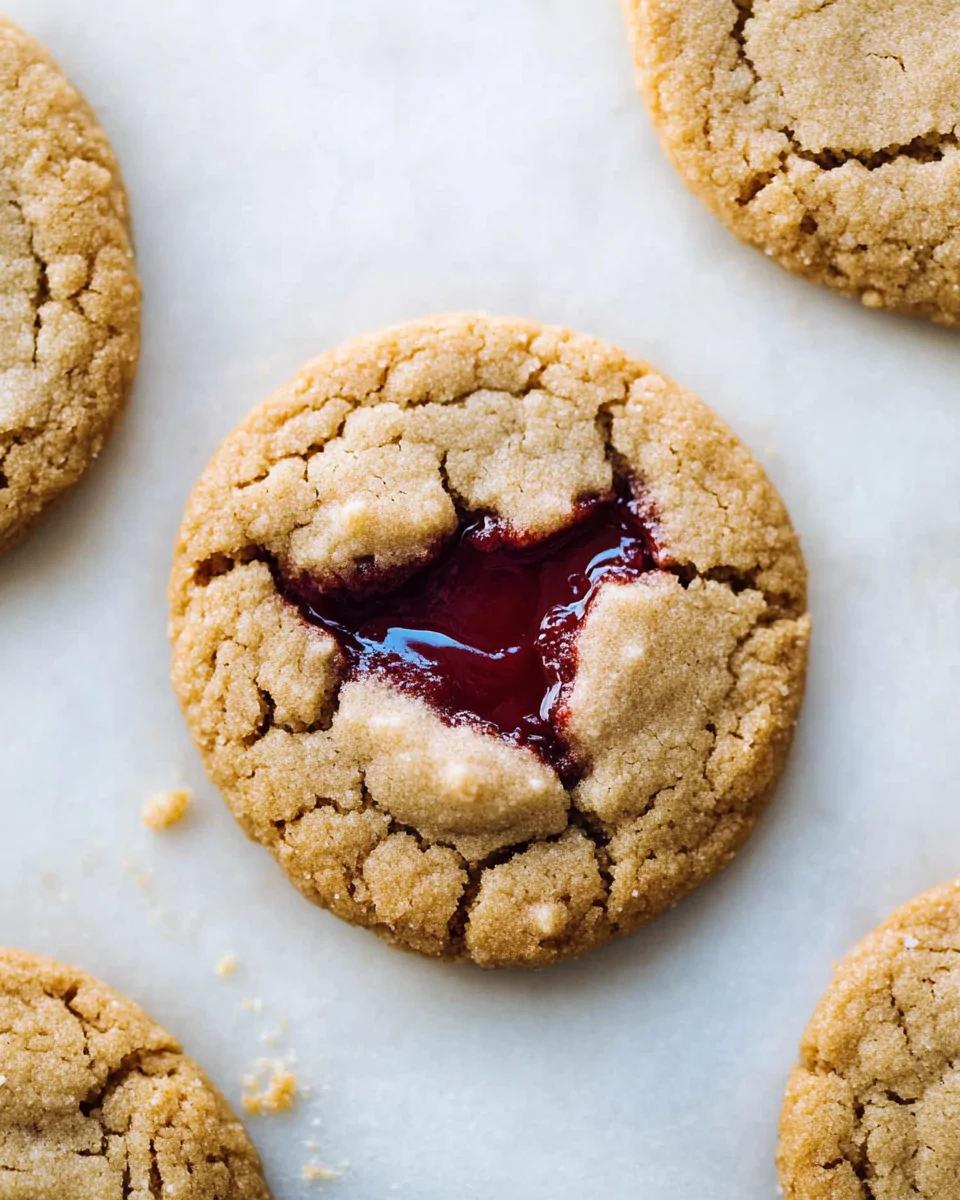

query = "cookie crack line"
(731, 3), (960, 185)
(232, 365), (555, 492)
(190, 375), (789, 611)
(78, 1047), (166, 1123)
(5, 192), (49, 369)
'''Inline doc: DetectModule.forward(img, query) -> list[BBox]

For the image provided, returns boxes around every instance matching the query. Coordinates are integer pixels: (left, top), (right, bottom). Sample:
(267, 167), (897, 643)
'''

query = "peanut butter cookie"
(779, 879), (960, 1199)
(0, 17), (140, 552)
(0, 948), (270, 1199)
(170, 314), (810, 968)
(625, 0), (960, 325)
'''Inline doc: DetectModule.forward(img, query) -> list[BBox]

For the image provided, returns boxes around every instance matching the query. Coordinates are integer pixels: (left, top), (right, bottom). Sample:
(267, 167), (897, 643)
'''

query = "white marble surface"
(2, 2), (960, 1197)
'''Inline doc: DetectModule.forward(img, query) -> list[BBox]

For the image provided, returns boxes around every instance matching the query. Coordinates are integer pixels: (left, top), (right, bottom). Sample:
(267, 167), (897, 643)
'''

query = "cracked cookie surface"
(0, 17), (140, 553)
(625, 0), (960, 325)
(169, 313), (810, 968)
(778, 880), (960, 1200)
(0, 948), (270, 1200)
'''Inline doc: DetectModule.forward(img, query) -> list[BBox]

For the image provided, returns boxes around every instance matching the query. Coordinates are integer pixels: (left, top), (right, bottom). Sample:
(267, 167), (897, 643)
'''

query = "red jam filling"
(276, 486), (655, 778)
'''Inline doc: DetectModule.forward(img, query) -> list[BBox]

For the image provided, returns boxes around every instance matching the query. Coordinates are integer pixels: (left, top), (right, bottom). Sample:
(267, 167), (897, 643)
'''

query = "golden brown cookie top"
(170, 313), (809, 967)
(778, 879), (960, 1199)
(0, 16), (140, 552)
(625, 0), (960, 325)
(0, 948), (270, 1200)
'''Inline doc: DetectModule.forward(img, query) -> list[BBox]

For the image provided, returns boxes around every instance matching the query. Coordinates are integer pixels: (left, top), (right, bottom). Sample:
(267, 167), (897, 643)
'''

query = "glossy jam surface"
(277, 489), (655, 776)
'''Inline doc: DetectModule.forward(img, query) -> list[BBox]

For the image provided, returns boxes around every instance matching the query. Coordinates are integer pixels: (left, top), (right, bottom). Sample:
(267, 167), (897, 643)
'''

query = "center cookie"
(170, 314), (810, 968)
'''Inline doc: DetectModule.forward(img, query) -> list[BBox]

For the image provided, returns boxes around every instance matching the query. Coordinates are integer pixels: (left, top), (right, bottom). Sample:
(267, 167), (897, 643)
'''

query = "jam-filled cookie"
(0, 17), (140, 552)
(778, 880), (960, 1199)
(0, 949), (270, 1199)
(170, 314), (810, 968)
(625, 0), (960, 325)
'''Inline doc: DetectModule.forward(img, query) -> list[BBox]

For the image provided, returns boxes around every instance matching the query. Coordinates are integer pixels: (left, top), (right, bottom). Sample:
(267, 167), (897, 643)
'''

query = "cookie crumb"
(302, 1162), (340, 1182)
(241, 1062), (297, 1115)
(215, 953), (237, 977)
(241, 996), (264, 1012)
(142, 788), (192, 830)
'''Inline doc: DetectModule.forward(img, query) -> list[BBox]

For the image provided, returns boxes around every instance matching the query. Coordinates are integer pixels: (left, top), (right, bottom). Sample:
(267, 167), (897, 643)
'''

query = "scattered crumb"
(302, 1162), (340, 1182)
(242, 1060), (297, 1115)
(142, 788), (192, 830)
(216, 953), (237, 977)
(241, 996), (264, 1012)
(304, 1139), (320, 1152)
(123, 858), (156, 892)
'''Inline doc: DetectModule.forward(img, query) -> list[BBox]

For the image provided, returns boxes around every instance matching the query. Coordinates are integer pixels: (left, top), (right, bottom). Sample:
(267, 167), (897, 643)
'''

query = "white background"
(2, 2), (959, 1197)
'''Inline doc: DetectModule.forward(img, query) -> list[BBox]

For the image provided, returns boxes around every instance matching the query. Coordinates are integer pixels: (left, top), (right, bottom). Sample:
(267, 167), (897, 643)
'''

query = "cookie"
(0, 948), (270, 1199)
(0, 17), (140, 553)
(169, 313), (810, 968)
(624, 0), (960, 325)
(778, 880), (960, 1199)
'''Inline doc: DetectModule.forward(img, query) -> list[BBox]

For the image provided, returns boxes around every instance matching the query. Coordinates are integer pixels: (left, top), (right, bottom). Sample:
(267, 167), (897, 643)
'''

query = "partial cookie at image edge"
(624, 0), (960, 326)
(778, 878), (960, 1199)
(0, 16), (141, 553)
(0, 947), (271, 1200)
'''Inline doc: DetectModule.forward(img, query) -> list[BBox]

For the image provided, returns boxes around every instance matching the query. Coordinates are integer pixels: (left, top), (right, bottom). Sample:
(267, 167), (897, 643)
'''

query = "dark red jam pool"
(276, 487), (655, 778)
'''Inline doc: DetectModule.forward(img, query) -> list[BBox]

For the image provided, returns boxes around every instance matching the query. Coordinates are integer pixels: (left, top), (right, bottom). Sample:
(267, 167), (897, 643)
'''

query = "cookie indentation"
(275, 483), (655, 780)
